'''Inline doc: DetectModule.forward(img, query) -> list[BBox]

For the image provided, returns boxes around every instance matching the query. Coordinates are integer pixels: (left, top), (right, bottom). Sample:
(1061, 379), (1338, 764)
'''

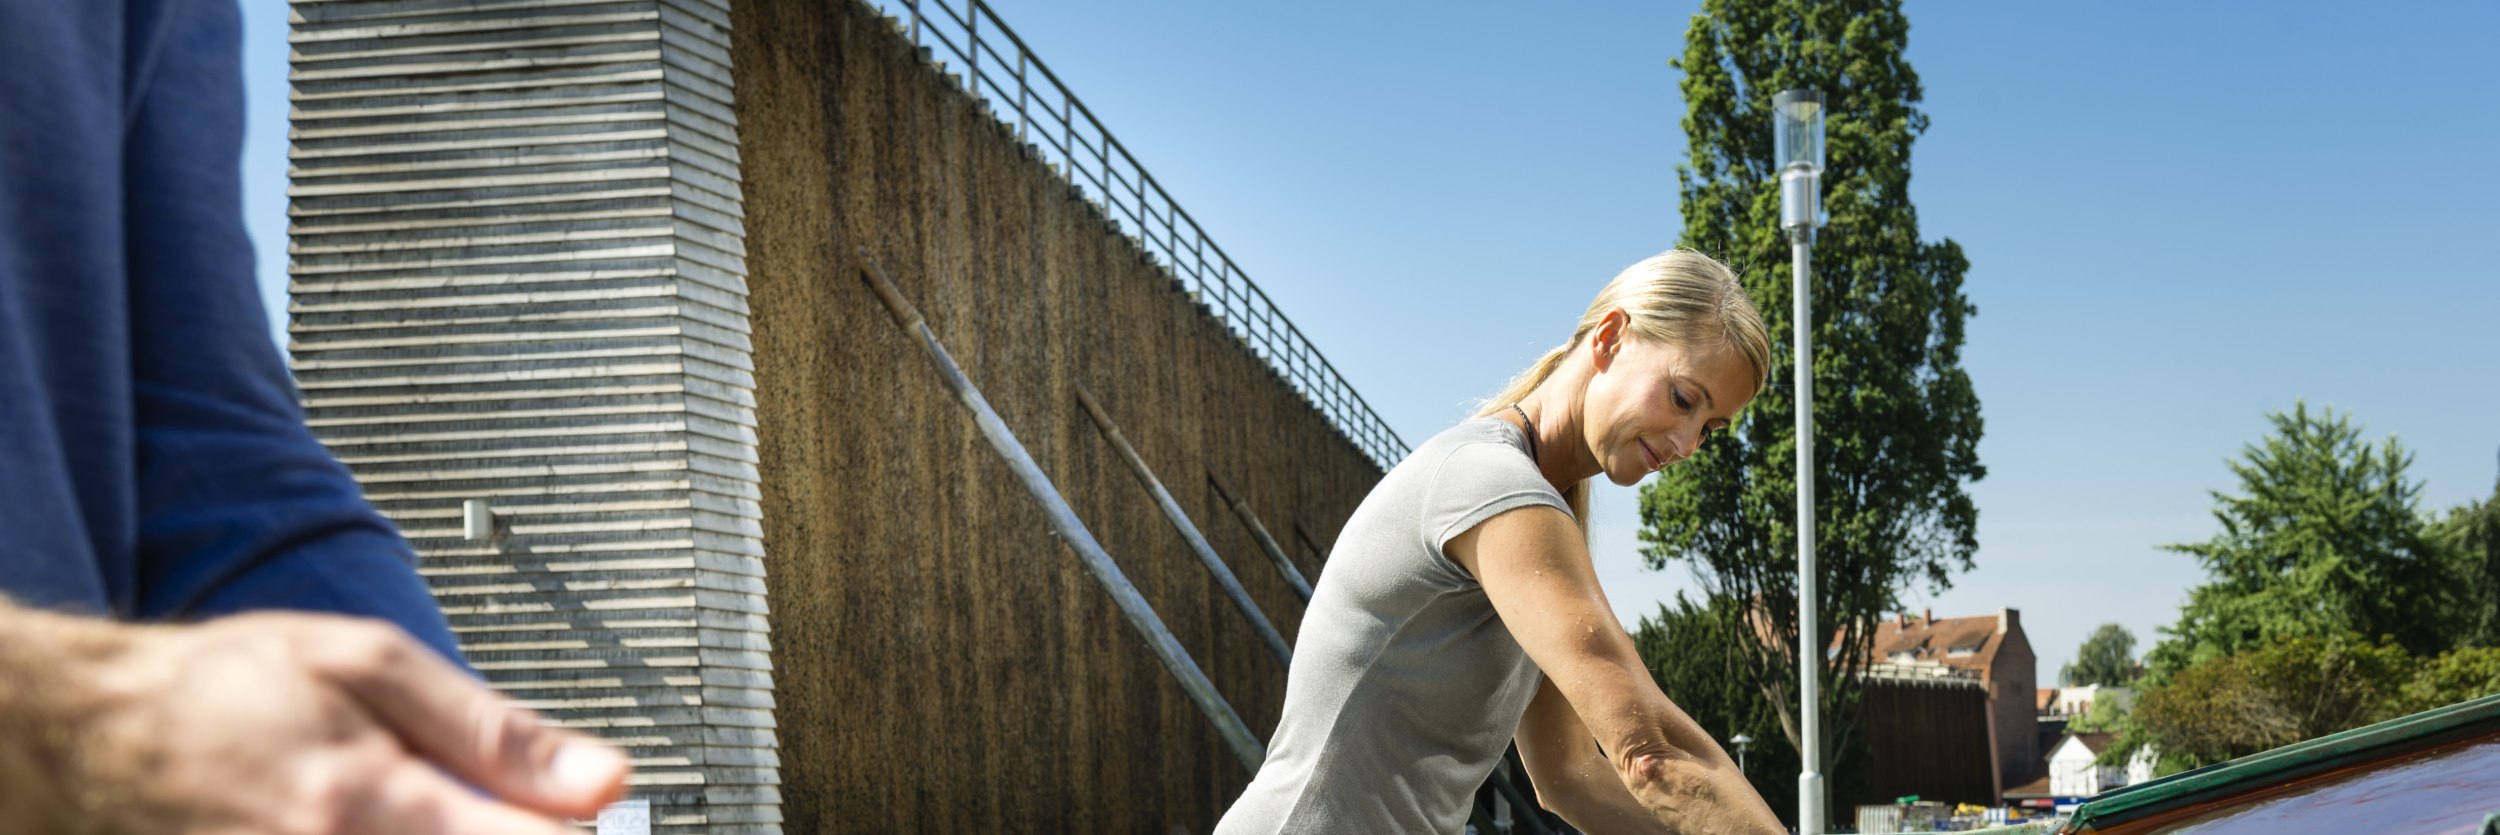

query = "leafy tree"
(2129, 633), (2412, 772)
(2147, 403), (2456, 678)
(2065, 696), (2127, 736)
(1640, 0), (1984, 796)
(2389, 645), (2500, 715)
(2115, 633), (2500, 775)
(2061, 623), (2139, 688)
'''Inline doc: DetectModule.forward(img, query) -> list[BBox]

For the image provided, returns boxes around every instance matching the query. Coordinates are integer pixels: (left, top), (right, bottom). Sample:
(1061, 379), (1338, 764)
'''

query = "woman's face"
(1580, 314), (1757, 486)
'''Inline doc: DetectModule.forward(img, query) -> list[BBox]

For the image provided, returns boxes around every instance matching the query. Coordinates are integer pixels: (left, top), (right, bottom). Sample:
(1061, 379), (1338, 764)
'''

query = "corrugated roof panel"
(2065, 693), (2500, 834)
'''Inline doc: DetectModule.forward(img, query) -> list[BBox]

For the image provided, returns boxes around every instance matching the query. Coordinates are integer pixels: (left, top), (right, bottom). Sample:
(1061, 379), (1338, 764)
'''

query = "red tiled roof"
(1869, 614), (2007, 674)
(2038, 688), (2057, 712)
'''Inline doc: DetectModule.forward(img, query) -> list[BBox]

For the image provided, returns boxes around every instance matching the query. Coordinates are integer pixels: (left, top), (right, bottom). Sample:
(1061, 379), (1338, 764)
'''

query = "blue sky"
(238, 1), (2500, 686)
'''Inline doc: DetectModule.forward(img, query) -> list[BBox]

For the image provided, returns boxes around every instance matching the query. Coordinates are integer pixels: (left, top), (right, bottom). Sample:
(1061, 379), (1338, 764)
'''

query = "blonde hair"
(1475, 249), (1773, 532)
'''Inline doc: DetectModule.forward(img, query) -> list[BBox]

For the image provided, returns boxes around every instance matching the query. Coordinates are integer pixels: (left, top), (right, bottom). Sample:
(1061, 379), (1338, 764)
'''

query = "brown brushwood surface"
(728, 1), (1384, 831)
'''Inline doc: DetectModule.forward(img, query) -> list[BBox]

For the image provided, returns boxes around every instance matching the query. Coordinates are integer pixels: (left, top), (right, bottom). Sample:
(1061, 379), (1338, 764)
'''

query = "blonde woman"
(1215, 251), (1787, 834)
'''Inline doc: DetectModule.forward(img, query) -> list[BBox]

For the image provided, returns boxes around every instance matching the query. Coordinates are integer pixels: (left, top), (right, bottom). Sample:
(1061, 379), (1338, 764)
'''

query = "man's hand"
(0, 605), (631, 835)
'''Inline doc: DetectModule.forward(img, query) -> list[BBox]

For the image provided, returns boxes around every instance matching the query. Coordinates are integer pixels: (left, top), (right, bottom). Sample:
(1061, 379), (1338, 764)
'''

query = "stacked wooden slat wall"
(282, 1), (777, 832)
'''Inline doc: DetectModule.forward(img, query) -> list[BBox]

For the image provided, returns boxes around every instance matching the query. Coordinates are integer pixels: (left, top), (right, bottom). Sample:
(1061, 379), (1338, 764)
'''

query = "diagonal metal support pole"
(1075, 384), (1293, 665)
(856, 248), (1265, 774)
(1205, 470), (1312, 603)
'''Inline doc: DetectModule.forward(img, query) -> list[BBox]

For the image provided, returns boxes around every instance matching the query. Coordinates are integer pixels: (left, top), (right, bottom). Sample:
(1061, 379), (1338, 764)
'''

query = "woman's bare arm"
(1515, 677), (1681, 833)
(1448, 505), (1783, 834)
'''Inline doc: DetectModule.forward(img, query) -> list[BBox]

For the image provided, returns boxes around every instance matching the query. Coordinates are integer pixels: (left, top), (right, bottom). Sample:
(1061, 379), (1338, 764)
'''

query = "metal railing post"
(863, 0), (1412, 470)
(1486, 758), (1553, 835)
(856, 249), (1267, 774)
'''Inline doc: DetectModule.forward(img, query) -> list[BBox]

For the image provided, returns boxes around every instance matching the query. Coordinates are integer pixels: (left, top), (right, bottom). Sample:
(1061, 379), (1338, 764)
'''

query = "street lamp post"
(1731, 732), (1754, 775)
(1774, 87), (1827, 835)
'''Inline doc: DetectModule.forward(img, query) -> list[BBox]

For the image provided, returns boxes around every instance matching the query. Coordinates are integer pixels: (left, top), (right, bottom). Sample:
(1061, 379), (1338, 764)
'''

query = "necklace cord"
(1508, 403), (1540, 465)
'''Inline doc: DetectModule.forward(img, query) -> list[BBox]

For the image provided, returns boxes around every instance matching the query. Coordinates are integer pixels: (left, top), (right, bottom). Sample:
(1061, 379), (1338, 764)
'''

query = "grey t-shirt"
(1215, 417), (1572, 834)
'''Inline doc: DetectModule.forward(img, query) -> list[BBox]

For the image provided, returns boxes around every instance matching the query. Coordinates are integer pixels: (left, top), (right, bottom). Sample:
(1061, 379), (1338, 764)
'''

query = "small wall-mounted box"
(462, 499), (494, 541)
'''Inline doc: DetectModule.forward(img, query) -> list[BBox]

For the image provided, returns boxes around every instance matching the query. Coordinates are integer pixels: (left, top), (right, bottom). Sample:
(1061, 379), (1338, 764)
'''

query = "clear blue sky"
(238, 1), (2500, 686)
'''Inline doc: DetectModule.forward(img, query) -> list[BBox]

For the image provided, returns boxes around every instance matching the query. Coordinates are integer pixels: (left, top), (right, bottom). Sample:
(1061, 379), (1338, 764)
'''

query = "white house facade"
(2047, 733), (2129, 797)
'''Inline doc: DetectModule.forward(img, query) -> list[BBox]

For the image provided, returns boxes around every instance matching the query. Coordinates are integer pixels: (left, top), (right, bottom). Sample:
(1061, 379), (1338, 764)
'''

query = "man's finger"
(345, 758), (587, 835)
(299, 619), (631, 820)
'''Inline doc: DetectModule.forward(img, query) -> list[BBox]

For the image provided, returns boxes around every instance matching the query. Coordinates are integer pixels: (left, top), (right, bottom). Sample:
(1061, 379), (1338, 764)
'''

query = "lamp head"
(1773, 88), (1825, 174)
(1773, 88), (1825, 234)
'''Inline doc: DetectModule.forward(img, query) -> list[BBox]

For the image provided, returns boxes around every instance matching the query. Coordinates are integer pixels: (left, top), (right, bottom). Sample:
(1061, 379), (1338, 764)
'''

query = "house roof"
(2054, 732), (2115, 758)
(1869, 612), (2010, 675)
(2038, 688), (2058, 712)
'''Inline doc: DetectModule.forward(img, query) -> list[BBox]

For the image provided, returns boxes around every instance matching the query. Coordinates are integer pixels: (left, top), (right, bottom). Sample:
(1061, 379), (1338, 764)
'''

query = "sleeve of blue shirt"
(114, 0), (465, 665)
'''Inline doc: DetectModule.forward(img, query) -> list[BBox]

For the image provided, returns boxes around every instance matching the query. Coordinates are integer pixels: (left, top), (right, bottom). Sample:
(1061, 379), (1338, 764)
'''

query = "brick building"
(1868, 609), (2039, 795)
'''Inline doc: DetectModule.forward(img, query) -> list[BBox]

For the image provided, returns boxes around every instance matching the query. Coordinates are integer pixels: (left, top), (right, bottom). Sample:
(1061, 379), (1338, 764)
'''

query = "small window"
(1947, 645), (1979, 658)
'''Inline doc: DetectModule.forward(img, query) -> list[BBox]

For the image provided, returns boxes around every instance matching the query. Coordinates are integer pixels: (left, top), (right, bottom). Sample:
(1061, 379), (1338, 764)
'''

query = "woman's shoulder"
(1407, 418), (1553, 496)
(1410, 416), (1528, 462)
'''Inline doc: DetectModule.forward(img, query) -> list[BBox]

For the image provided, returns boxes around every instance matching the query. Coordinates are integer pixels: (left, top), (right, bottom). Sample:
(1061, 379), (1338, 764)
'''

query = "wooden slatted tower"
(281, 2), (776, 832)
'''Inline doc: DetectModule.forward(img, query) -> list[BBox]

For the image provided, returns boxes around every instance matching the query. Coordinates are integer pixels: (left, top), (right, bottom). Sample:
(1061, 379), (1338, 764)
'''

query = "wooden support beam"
(856, 249), (1265, 774)
(1206, 470), (1312, 604)
(1076, 383), (1293, 664)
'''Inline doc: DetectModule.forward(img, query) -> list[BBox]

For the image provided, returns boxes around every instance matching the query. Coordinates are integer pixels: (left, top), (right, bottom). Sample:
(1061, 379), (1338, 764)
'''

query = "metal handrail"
(877, 0), (1411, 470)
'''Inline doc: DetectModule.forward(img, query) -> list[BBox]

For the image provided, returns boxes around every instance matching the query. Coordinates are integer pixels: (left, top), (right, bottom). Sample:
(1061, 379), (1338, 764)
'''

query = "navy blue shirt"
(0, 0), (460, 662)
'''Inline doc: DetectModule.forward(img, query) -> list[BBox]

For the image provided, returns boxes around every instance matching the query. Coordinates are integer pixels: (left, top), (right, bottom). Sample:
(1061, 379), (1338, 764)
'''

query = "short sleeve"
(1420, 439), (1573, 564)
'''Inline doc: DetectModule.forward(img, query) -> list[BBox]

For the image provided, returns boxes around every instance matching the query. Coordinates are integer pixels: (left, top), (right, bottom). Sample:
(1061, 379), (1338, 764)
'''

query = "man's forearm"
(0, 598), (630, 835)
(0, 596), (138, 832)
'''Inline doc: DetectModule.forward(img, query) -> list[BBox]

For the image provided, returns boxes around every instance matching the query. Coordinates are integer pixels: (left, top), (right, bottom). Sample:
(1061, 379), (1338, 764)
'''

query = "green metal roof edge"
(2064, 692), (2500, 832)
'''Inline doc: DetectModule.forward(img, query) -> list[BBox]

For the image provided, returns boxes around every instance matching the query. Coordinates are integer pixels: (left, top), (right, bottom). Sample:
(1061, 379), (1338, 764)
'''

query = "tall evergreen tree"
(2433, 459), (2500, 647)
(1640, 0), (1984, 793)
(2148, 402), (2456, 677)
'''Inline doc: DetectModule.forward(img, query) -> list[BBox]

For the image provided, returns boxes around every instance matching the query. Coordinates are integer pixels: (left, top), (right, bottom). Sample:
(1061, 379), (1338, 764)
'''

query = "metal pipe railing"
(1205, 471), (1313, 603)
(856, 249), (1265, 774)
(1487, 754), (1554, 835)
(1075, 383), (1292, 665)
(880, 0), (1410, 470)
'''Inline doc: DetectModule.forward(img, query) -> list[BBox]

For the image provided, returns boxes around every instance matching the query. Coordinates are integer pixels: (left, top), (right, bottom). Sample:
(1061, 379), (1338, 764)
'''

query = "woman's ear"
(1589, 309), (1628, 371)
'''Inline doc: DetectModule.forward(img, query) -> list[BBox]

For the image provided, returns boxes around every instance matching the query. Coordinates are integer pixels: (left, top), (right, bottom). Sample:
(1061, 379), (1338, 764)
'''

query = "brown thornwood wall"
(1854, 679), (1999, 809)
(728, 1), (1383, 831)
